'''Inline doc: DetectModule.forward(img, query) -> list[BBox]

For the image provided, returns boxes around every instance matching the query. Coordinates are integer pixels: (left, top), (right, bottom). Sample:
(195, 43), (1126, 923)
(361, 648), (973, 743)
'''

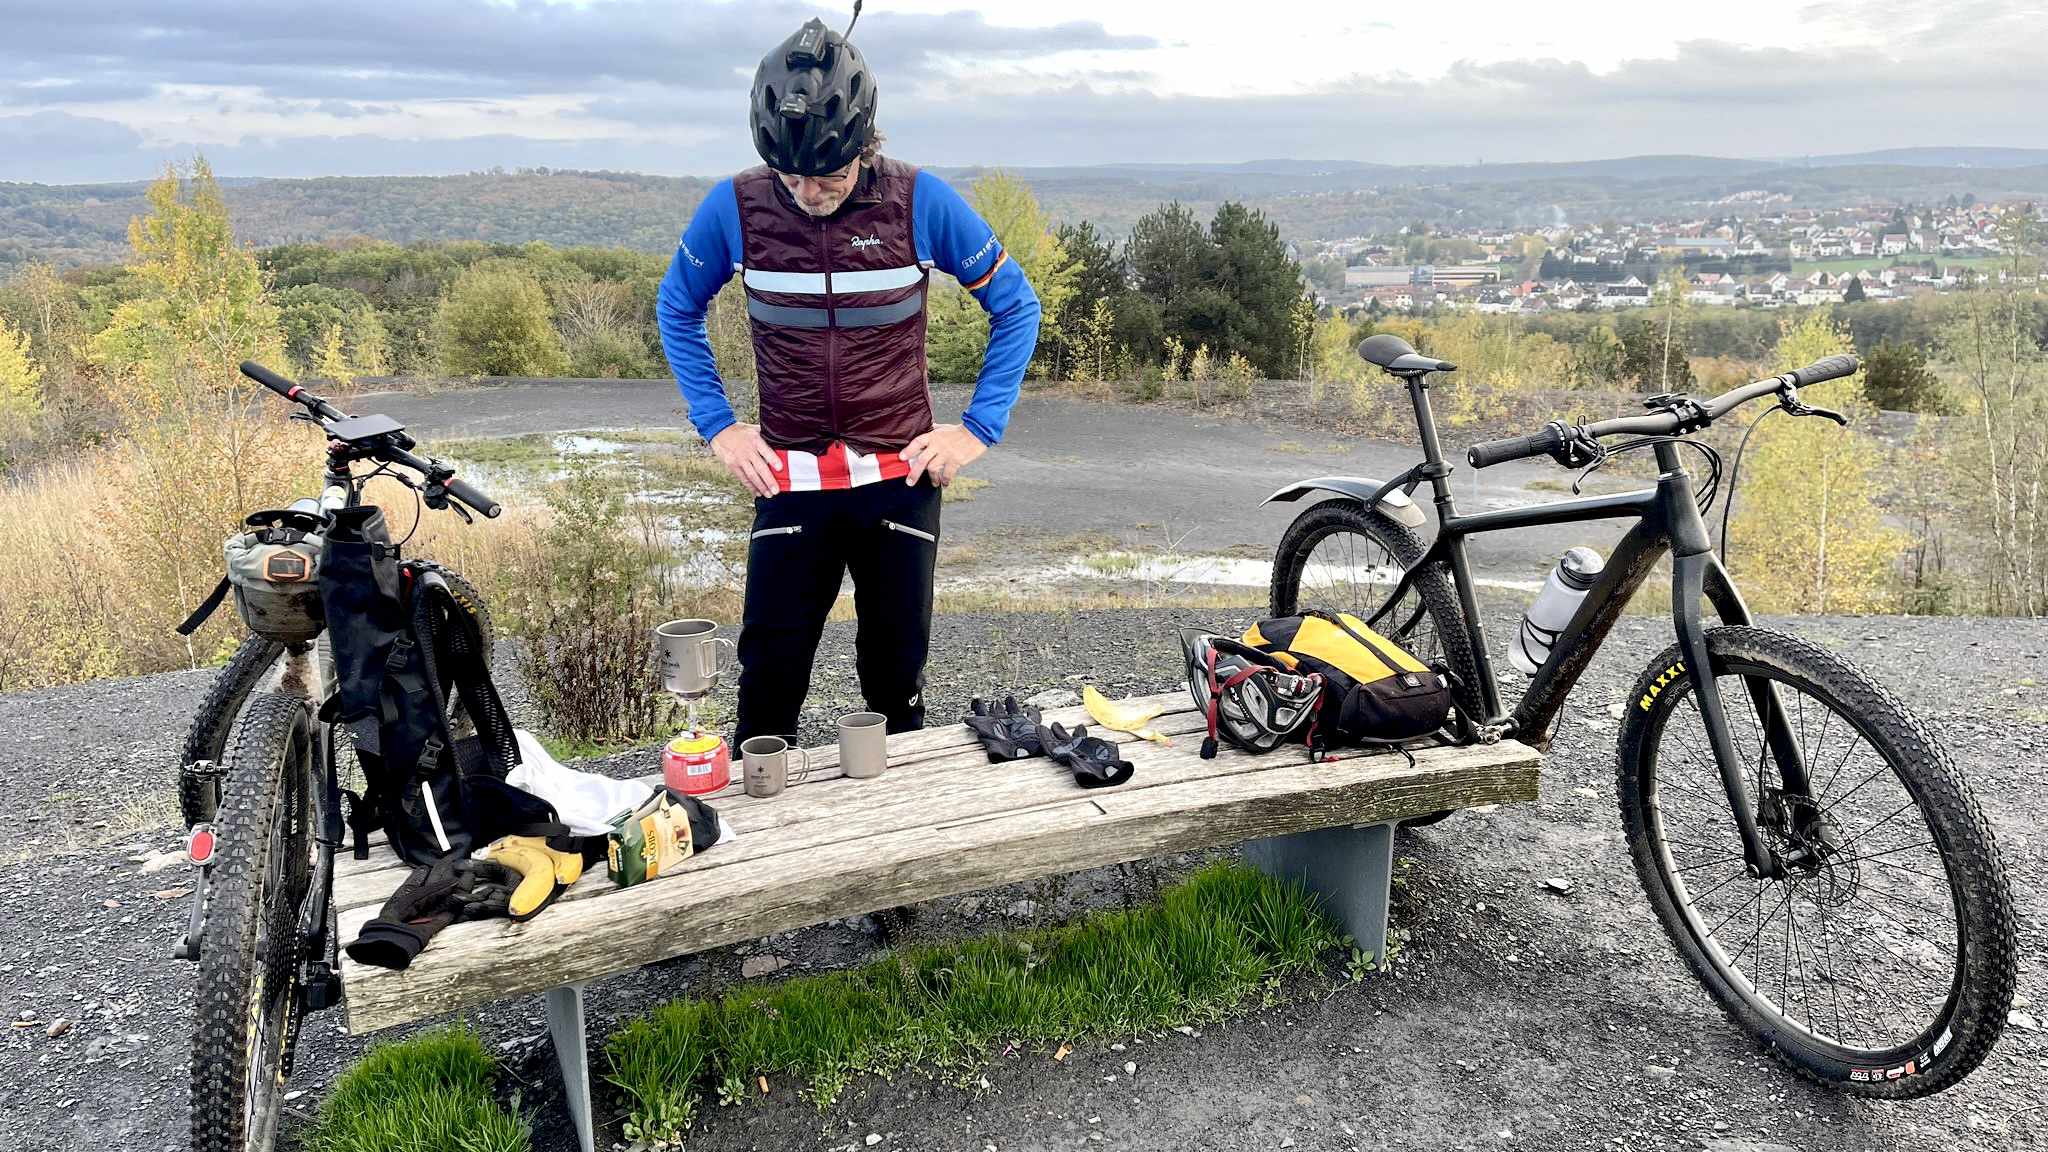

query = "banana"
(1083, 685), (1172, 745)
(482, 836), (584, 921)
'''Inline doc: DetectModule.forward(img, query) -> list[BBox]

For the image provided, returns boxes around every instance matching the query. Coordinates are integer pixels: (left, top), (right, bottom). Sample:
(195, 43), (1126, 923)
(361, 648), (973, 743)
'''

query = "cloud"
(1, 5), (2042, 183)
(4, 1), (1153, 101)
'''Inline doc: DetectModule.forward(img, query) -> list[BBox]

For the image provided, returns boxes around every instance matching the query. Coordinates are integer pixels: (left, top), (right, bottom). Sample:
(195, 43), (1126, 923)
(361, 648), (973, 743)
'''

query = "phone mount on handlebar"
(324, 413), (407, 445)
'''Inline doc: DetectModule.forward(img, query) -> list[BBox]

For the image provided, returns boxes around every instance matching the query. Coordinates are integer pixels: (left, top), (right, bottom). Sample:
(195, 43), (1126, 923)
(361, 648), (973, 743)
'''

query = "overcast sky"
(3, 0), (2043, 184)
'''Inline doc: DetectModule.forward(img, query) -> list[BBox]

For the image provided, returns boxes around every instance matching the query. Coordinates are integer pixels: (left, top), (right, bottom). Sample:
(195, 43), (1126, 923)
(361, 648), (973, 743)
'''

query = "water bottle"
(1510, 547), (1604, 675)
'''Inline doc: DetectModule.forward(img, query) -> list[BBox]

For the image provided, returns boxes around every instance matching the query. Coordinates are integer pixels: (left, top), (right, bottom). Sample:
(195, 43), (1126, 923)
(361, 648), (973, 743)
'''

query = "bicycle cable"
(1716, 406), (1779, 567)
(1569, 436), (1723, 518)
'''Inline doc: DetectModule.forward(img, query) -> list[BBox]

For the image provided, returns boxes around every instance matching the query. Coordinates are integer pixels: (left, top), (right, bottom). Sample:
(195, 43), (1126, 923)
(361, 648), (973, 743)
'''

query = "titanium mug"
(741, 735), (812, 798)
(654, 619), (736, 699)
(838, 712), (888, 779)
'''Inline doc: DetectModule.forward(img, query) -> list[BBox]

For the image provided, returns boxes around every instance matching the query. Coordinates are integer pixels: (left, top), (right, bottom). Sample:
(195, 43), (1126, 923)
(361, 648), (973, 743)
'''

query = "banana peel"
(1083, 685), (1172, 745)
(482, 835), (585, 922)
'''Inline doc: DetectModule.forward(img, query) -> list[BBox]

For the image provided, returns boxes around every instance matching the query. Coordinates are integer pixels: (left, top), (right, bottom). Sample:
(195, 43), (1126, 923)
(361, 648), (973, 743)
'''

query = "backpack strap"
(176, 575), (233, 637)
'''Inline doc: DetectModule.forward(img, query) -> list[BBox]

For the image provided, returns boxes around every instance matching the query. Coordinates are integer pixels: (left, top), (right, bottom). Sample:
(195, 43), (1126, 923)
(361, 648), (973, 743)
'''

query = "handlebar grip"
(443, 474), (502, 519)
(1467, 424), (1565, 469)
(239, 361), (299, 399)
(1787, 355), (1860, 388)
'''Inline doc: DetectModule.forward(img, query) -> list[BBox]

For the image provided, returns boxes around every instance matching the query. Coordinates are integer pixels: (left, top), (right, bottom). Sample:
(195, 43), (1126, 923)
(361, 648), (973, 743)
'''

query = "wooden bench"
(333, 693), (1540, 1152)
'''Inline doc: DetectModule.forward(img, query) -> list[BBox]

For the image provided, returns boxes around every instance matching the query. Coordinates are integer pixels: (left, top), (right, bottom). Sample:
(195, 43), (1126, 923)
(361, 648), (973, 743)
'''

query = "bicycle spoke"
(1646, 662), (1972, 1064)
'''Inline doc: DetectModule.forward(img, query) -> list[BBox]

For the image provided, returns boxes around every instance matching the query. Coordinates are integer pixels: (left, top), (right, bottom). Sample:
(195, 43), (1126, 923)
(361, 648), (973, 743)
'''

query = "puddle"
(553, 434), (629, 455)
(1047, 551), (1543, 594)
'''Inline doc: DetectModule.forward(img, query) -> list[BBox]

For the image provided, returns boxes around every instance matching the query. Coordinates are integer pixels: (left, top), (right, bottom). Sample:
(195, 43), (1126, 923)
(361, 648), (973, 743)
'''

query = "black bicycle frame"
(1368, 372), (1813, 879)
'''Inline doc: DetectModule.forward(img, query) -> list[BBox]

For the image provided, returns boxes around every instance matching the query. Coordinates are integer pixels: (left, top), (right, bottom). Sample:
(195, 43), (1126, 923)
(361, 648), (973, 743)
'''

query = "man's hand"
(710, 423), (783, 498)
(901, 424), (986, 487)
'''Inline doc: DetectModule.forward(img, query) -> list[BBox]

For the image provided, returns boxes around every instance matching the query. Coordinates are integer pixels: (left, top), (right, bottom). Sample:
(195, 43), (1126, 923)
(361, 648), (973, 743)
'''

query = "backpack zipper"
(882, 519), (936, 543)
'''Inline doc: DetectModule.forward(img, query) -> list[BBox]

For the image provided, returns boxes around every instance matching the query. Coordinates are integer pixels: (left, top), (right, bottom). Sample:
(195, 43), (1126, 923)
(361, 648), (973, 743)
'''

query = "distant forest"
(7, 152), (2048, 273)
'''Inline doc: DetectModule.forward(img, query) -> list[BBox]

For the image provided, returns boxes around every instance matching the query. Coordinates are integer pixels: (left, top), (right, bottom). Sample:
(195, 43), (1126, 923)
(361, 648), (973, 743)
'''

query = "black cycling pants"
(734, 478), (941, 744)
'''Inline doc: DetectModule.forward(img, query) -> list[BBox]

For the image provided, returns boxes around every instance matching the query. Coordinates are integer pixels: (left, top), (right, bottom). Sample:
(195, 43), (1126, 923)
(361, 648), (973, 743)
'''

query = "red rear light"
(187, 824), (217, 866)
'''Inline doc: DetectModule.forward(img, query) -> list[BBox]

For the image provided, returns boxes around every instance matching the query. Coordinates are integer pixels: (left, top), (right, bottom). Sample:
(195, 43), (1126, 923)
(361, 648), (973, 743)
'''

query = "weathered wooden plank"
(331, 707), (1212, 908)
(334, 712), (1303, 915)
(341, 739), (1539, 1033)
(338, 693), (1191, 868)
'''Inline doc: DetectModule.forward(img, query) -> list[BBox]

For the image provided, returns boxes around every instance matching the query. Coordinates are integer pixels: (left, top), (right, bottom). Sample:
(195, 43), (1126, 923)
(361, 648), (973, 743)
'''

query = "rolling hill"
(4, 151), (2046, 273)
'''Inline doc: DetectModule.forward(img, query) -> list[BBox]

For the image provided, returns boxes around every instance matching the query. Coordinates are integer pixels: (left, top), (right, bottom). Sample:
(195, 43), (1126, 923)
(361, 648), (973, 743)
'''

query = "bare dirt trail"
(365, 379), (1619, 581)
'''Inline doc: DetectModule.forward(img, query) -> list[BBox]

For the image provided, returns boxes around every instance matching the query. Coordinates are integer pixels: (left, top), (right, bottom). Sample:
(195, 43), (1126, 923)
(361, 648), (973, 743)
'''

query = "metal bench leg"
(1244, 820), (1396, 960)
(545, 983), (595, 1152)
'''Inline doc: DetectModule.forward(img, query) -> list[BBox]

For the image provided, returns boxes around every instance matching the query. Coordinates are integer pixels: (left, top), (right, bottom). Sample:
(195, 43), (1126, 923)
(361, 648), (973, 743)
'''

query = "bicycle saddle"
(1357, 333), (1456, 375)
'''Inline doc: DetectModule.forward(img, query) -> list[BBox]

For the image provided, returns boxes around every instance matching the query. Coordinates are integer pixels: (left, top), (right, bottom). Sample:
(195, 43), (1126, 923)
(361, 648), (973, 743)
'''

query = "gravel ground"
(3, 599), (2045, 1152)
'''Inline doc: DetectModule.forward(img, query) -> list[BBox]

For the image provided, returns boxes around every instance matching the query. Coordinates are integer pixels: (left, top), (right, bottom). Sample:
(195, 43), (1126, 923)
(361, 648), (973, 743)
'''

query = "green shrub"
(305, 1028), (529, 1152)
(436, 259), (568, 377)
(603, 862), (1346, 1144)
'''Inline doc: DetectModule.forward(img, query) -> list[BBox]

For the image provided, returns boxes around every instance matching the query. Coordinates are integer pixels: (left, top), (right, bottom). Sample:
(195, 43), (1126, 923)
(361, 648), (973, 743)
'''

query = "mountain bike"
(174, 362), (501, 1152)
(1266, 334), (2015, 1097)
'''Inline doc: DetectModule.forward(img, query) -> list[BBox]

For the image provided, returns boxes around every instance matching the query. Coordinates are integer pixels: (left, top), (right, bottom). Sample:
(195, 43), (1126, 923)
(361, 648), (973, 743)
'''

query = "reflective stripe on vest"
(740, 265), (923, 295)
(746, 294), (924, 330)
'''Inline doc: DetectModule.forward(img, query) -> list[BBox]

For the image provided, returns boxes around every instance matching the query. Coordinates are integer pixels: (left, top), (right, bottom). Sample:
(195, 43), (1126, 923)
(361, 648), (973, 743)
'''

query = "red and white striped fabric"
(769, 442), (914, 493)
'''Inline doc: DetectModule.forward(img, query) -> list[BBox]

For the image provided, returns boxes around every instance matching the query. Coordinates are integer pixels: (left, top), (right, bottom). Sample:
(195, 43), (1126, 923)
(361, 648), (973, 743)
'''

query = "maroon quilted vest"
(733, 157), (933, 455)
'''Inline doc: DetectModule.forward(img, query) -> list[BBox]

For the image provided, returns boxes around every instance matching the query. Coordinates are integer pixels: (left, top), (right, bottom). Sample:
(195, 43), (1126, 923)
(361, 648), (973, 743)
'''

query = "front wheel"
(191, 693), (316, 1152)
(1618, 626), (2015, 1097)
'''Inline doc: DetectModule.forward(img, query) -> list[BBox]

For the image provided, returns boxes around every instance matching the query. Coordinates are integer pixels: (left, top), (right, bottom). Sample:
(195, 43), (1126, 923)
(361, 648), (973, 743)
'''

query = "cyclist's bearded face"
(778, 159), (860, 217)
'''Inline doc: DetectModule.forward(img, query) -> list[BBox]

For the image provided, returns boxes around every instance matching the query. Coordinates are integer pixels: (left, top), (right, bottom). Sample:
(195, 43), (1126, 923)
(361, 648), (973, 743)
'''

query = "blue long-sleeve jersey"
(655, 167), (1040, 447)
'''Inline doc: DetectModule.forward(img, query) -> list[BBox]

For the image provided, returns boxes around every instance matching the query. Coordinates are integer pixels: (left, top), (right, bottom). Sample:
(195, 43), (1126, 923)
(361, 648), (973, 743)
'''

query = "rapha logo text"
(850, 235), (883, 249)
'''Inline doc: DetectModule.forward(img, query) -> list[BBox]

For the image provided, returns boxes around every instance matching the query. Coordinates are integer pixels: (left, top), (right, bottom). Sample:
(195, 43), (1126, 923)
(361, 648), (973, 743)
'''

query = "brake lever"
(1779, 391), (1850, 426)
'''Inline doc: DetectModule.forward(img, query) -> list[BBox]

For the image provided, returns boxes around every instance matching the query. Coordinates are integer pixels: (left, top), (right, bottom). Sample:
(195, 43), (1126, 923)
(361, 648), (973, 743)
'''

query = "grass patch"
(437, 434), (561, 470)
(603, 862), (1349, 1144)
(943, 475), (992, 503)
(303, 1028), (529, 1152)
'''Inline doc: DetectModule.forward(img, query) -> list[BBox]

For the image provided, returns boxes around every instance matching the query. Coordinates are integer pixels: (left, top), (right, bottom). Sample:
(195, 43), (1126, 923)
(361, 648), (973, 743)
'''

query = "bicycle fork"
(1666, 455), (1814, 880)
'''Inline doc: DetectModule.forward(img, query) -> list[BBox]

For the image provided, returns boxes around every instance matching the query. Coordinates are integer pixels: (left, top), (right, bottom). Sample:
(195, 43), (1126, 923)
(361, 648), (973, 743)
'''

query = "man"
(656, 16), (1041, 743)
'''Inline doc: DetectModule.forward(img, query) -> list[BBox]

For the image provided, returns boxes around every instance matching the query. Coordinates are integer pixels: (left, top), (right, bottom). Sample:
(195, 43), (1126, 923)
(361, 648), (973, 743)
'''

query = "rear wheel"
(1618, 626), (2015, 1097)
(1269, 498), (1482, 723)
(190, 693), (316, 1152)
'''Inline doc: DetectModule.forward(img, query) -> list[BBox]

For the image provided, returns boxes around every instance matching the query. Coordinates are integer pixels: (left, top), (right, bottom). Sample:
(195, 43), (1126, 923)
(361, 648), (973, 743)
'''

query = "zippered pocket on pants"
(750, 525), (804, 541)
(881, 520), (937, 544)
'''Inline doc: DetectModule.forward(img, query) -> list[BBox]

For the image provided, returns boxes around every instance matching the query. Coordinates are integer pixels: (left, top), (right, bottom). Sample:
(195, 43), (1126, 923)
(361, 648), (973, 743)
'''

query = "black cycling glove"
(346, 858), (521, 971)
(964, 696), (1045, 762)
(1035, 722), (1136, 789)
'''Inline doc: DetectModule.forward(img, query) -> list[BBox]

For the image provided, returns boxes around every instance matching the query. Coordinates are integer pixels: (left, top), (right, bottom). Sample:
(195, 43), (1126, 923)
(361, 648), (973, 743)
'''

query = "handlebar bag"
(222, 509), (328, 644)
(1243, 610), (1453, 751)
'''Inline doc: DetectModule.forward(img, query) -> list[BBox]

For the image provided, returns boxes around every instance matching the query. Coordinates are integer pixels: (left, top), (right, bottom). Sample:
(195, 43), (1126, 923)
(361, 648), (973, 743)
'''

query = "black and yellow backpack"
(1242, 610), (1453, 751)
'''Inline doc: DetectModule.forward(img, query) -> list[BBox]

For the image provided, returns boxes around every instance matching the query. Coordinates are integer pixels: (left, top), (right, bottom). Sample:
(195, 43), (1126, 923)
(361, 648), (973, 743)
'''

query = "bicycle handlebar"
(1467, 424), (1567, 469)
(1466, 355), (1861, 469)
(239, 361), (501, 519)
(240, 360), (347, 422)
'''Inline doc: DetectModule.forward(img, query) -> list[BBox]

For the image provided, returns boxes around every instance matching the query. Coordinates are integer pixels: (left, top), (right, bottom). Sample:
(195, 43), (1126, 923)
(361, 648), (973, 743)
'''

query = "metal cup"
(655, 619), (736, 699)
(838, 712), (888, 779)
(741, 735), (811, 798)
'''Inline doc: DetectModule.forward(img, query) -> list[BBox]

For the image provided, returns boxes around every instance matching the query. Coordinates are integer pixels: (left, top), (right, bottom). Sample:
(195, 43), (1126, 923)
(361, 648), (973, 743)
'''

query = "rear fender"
(1262, 475), (1427, 529)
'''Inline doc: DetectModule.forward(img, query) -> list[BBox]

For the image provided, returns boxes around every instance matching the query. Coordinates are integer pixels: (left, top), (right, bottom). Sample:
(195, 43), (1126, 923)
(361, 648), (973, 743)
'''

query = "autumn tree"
(928, 172), (1078, 383)
(1727, 308), (1904, 614)
(85, 157), (303, 667)
(0, 315), (42, 445)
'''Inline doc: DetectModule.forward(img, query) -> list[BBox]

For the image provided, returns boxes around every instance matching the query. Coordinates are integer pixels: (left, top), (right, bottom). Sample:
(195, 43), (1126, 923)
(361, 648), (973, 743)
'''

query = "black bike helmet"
(1182, 630), (1324, 758)
(750, 15), (877, 176)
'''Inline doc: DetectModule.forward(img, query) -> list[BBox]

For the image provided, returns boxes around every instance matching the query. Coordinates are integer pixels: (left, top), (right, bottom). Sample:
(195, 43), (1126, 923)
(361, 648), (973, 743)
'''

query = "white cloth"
(509, 730), (737, 845)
